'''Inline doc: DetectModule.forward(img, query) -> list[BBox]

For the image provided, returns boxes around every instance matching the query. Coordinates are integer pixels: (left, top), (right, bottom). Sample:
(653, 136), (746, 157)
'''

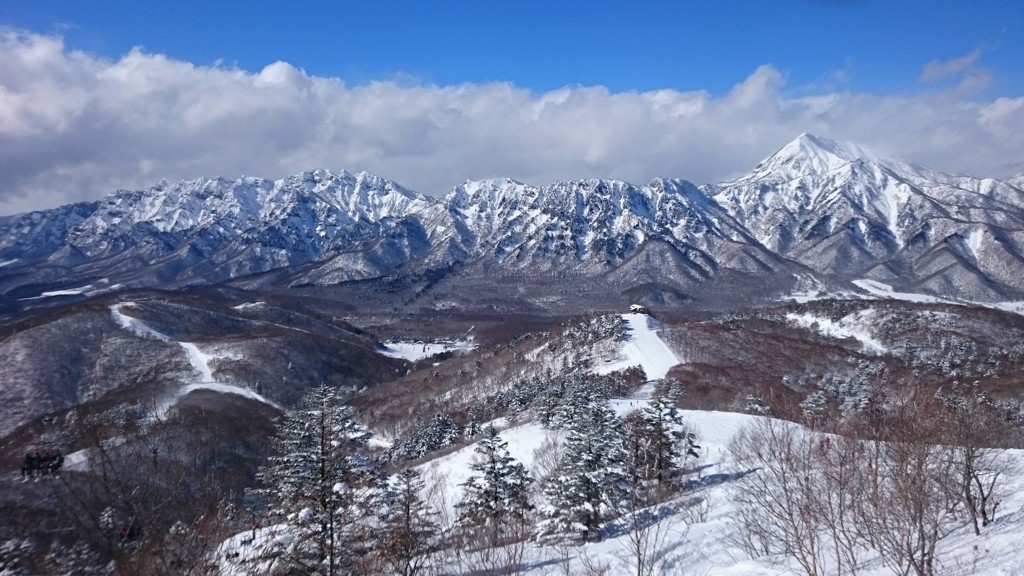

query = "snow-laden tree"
(639, 394), (699, 487)
(455, 427), (534, 546)
(390, 413), (462, 461)
(251, 384), (373, 576)
(374, 468), (440, 576)
(536, 401), (628, 543)
(622, 391), (696, 491)
(547, 373), (608, 429)
(799, 390), (828, 420)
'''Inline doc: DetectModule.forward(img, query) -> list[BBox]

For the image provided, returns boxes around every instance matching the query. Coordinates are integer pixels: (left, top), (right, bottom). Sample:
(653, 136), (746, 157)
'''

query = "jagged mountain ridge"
(407, 176), (775, 276)
(2, 134), (1024, 306)
(0, 170), (432, 293)
(707, 134), (1024, 299)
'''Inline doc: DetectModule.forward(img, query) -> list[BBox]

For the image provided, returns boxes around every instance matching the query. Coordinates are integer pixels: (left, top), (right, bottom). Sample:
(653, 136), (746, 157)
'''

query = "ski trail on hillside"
(594, 313), (680, 381)
(853, 279), (1024, 318)
(110, 302), (173, 341)
(109, 303), (281, 415)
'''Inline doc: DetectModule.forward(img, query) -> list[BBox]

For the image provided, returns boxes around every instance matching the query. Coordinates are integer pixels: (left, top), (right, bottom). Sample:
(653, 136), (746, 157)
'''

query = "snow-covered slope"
(419, 408), (1024, 575)
(3, 134), (1024, 304)
(0, 170), (434, 290)
(709, 134), (1024, 300)
(218, 399), (1024, 576)
(0, 201), (99, 260)
(594, 313), (680, 379)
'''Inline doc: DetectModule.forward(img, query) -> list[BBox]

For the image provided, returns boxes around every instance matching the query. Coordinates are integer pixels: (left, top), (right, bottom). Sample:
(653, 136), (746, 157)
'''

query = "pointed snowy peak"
(742, 133), (888, 182)
(783, 133), (874, 162)
(351, 170), (425, 201)
(277, 168), (423, 201)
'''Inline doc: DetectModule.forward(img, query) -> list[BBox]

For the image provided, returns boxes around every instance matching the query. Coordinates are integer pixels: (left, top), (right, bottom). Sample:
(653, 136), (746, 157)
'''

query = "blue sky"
(6, 1), (1021, 94)
(0, 1), (1022, 213)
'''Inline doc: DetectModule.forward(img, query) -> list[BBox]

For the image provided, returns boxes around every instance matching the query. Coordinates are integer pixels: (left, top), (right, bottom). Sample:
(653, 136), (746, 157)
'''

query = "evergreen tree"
(251, 384), (372, 576)
(390, 412), (462, 461)
(456, 427), (534, 546)
(536, 376), (565, 427)
(652, 376), (685, 401)
(536, 401), (627, 543)
(375, 468), (440, 576)
(549, 374), (595, 429)
(464, 407), (483, 439)
(639, 394), (699, 487)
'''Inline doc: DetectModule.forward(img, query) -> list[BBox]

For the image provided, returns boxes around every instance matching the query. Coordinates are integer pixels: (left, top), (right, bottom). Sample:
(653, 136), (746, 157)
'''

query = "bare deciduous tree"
(728, 417), (826, 576)
(730, 396), (1007, 576)
(942, 390), (1009, 535)
(51, 404), (234, 576)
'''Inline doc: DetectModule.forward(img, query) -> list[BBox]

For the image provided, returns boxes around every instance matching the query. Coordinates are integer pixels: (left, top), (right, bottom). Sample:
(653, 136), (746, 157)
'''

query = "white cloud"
(919, 49), (993, 92)
(1, 29), (1022, 215)
(920, 50), (982, 82)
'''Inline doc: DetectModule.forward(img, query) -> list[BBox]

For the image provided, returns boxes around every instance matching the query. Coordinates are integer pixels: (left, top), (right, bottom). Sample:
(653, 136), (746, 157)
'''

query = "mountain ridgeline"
(3, 134), (1024, 309)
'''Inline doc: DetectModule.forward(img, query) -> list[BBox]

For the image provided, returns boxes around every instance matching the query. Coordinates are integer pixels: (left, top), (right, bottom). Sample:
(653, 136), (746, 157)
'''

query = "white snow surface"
(39, 288), (85, 297)
(421, 421), (551, 513)
(992, 301), (1024, 315)
(853, 279), (949, 304)
(854, 278), (1024, 318)
(593, 313), (680, 380)
(786, 310), (887, 354)
(378, 339), (476, 362)
(110, 303), (172, 341)
(784, 278), (1024, 321)
(157, 340), (281, 416)
(411, 406), (1024, 576)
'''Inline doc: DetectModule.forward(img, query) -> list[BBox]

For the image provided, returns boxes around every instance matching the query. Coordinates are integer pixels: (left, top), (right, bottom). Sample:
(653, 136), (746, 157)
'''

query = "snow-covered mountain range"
(3, 134), (1024, 305)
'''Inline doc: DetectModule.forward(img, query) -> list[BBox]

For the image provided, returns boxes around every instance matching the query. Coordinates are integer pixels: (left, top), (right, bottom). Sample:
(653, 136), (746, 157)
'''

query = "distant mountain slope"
(0, 170), (432, 293)
(706, 134), (1024, 300)
(0, 292), (400, 439)
(2, 135), (1023, 307)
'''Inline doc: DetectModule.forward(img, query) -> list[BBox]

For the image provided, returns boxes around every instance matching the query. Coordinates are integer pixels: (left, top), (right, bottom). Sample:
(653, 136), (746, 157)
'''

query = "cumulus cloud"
(1, 29), (1022, 215)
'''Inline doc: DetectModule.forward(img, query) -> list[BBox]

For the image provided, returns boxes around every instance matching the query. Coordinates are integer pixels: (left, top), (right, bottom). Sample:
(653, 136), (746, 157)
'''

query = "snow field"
(378, 339), (477, 362)
(853, 279), (949, 304)
(38, 288), (86, 297)
(411, 317), (1024, 574)
(417, 402), (759, 574)
(422, 405), (1024, 575)
(786, 310), (888, 354)
(20, 279), (122, 300)
(786, 277), (1024, 320)
(854, 278), (1024, 319)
